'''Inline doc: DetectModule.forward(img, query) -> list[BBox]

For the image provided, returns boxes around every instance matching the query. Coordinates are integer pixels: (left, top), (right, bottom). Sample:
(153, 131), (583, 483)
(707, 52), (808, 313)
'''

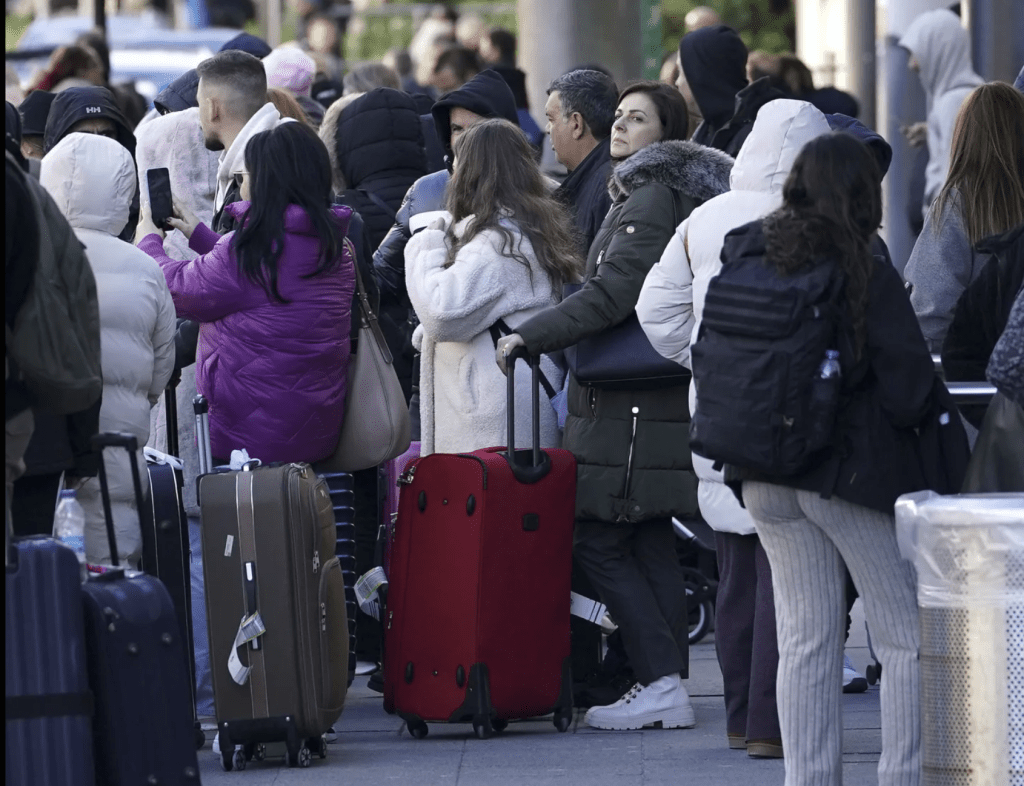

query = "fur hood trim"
(609, 140), (734, 203)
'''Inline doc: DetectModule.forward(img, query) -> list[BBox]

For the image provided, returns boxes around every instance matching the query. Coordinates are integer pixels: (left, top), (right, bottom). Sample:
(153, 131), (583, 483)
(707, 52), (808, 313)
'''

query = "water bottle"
(54, 489), (87, 582)
(818, 349), (842, 380)
(807, 349), (842, 450)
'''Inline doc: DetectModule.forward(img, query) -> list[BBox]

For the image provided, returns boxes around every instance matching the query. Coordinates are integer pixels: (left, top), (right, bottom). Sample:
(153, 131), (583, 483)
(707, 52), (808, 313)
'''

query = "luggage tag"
(355, 567), (388, 621)
(569, 592), (608, 625)
(228, 611), (266, 685)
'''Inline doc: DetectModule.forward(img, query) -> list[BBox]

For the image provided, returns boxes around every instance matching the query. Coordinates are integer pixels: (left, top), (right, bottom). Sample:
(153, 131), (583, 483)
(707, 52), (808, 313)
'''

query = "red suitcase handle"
(504, 348), (551, 484)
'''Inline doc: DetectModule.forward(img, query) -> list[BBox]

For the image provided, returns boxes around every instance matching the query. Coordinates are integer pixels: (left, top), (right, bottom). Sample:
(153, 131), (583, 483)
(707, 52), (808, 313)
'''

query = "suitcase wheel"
(232, 749), (246, 771)
(288, 744), (312, 768)
(491, 719), (508, 733)
(194, 727), (206, 750)
(316, 736), (328, 759)
(554, 710), (573, 733)
(407, 719), (428, 739)
(253, 743), (266, 762)
(472, 716), (494, 740)
(866, 661), (882, 686)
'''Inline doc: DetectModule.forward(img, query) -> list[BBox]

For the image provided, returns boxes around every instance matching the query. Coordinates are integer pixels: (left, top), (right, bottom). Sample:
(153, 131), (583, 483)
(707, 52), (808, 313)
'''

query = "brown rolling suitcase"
(194, 396), (348, 771)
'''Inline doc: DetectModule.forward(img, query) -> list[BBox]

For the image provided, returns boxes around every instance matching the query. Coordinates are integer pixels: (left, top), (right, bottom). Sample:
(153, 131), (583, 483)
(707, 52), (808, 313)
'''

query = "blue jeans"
(189, 517), (214, 718)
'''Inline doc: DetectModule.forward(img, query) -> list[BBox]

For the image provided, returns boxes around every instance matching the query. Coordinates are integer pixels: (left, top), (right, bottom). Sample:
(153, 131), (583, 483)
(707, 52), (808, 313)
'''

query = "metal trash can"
(895, 492), (1024, 786)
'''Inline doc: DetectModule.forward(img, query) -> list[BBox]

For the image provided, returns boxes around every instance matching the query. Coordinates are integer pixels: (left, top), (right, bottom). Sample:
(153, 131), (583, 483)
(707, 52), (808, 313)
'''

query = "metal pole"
(846, 0), (876, 129)
(640, 0), (663, 80)
(268, 0), (283, 47)
(966, 0), (1022, 83)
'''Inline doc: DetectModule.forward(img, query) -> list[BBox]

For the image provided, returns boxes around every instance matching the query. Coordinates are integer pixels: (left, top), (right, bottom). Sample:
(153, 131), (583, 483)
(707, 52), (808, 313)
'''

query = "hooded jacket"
(899, 9), (983, 209)
(41, 134), (176, 566)
(321, 88), (427, 250)
(430, 69), (519, 169)
(137, 203), (355, 466)
(44, 86), (138, 240)
(211, 102), (285, 234)
(135, 108), (221, 517)
(679, 25), (749, 137)
(153, 68), (199, 114)
(636, 100), (830, 535)
(405, 216), (564, 456)
(516, 140), (733, 524)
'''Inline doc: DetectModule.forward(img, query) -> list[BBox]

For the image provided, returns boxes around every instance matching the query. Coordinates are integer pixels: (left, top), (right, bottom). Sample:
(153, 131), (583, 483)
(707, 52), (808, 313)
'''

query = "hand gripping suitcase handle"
(504, 347), (551, 484)
(91, 433), (147, 569)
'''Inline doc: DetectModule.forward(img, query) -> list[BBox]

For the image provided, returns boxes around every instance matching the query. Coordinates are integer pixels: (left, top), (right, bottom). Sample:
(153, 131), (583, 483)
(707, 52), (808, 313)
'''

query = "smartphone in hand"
(146, 168), (173, 229)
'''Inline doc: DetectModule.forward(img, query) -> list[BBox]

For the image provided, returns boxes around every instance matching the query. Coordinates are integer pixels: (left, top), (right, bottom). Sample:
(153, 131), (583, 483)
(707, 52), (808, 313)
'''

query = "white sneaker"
(843, 654), (868, 694)
(355, 660), (378, 676)
(212, 731), (220, 755)
(583, 674), (696, 730)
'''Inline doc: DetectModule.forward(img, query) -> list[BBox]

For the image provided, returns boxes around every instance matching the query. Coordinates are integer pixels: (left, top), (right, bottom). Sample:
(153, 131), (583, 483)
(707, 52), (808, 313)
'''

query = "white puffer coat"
(406, 215), (564, 456)
(41, 133), (177, 566)
(135, 107), (219, 517)
(636, 99), (830, 534)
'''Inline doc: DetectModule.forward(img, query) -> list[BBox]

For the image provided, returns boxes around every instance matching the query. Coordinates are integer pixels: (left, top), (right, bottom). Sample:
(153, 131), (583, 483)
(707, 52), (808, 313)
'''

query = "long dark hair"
(763, 133), (882, 358)
(232, 121), (344, 303)
(445, 118), (583, 290)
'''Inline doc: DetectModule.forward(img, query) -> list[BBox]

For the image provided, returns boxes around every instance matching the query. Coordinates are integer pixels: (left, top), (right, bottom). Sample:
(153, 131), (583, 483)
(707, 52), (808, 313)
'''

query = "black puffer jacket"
(516, 141), (734, 524)
(321, 87), (427, 250)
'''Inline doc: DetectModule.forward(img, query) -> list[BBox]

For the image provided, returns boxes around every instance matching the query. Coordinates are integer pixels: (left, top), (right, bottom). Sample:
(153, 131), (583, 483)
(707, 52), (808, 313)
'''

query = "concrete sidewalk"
(197, 601), (882, 785)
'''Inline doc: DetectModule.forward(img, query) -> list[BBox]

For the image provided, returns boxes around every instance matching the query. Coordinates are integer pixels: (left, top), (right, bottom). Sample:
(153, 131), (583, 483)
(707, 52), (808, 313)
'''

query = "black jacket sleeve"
(518, 184), (685, 356)
(65, 394), (102, 478)
(372, 181), (416, 306)
(866, 262), (935, 429)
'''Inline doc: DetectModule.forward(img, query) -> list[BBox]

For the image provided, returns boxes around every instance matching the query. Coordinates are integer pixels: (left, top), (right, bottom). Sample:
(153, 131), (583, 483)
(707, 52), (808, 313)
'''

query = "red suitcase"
(383, 351), (576, 739)
(379, 440), (420, 577)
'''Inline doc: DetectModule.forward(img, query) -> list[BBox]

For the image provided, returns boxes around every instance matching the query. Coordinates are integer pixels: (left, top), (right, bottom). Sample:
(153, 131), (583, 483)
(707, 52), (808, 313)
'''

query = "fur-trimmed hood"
(608, 140), (734, 203)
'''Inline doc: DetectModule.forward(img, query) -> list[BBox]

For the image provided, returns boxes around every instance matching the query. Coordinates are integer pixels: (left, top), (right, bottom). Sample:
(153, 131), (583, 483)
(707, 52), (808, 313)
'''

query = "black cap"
(219, 32), (273, 59)
(18, 90), (57, 137)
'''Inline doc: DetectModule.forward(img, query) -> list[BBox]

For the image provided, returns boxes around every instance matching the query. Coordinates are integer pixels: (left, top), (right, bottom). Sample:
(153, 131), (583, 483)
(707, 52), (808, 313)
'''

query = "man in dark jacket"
(374, 69), (519, 306)
(677, 25), (786, 157)
(43, 86), (138, 240)
(545, 69), (618, 257)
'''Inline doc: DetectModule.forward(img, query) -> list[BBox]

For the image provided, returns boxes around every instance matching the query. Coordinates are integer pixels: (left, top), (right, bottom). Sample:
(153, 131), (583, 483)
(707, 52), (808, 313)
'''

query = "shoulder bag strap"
(346, 238), (393, 364)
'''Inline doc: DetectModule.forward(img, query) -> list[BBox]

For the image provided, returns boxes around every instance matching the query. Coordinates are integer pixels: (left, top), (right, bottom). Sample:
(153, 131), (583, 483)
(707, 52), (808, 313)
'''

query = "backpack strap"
(358, 189), (398, 222)
(489, 318), (557, 401)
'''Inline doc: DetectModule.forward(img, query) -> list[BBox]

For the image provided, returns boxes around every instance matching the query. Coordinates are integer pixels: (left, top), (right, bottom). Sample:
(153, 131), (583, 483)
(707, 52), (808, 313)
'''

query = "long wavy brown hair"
(444, 118), (583, 290)
(932, 82), (1024, 246)
(763, 133), (883, 359)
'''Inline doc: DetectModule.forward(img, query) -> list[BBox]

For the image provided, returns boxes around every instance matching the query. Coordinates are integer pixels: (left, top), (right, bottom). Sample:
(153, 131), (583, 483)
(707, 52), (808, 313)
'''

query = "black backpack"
(690, 245), (846, 476)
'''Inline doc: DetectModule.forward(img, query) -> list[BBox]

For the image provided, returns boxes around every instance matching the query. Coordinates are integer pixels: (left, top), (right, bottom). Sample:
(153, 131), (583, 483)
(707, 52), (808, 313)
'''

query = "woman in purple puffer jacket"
(136, 121), (355, 464)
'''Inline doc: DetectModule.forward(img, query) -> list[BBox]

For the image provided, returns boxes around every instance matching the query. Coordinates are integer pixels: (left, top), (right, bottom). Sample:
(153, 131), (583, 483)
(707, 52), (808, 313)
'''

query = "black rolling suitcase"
(142, 376), (202, 743)
(6, 526), (96, 786)
(83, 432), (201, 784)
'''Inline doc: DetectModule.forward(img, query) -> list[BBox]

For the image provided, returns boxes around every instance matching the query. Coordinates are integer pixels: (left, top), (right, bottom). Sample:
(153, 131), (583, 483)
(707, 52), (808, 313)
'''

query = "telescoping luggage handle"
(504, 347), (552, 484)
(91, 432), (148, 572)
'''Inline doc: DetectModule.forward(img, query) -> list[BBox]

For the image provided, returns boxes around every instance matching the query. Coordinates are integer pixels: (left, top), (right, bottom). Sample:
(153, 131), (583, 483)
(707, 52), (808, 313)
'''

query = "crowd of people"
(5, 3), (1024, 784)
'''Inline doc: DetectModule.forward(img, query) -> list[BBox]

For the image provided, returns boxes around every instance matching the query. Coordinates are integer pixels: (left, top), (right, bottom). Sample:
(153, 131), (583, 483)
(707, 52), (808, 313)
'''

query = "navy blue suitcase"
(84, 432), (201, 785)
(5, 536), (96, 786)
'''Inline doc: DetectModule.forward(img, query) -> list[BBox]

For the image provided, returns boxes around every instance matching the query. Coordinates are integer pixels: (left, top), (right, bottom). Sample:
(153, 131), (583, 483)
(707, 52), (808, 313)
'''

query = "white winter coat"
(406, 216), (564, 456)
(41, 133), (177, 566)
(135, 107), (219, 262)
(135, 108), (220, 517)
(899, 9), (983, 212)
(636, 100), (831, 535)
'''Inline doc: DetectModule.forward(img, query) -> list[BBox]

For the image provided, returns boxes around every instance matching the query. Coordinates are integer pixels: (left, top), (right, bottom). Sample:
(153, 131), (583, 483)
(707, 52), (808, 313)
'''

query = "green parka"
(517, 140), (734, 523)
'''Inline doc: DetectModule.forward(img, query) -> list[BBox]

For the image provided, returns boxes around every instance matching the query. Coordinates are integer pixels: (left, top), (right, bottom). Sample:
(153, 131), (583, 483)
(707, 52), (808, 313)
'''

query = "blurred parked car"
(8, 13), (241, 104)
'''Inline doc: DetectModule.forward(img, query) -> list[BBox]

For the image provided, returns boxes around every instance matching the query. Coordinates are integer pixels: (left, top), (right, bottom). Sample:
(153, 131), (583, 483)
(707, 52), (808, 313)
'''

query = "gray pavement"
(197, 601), (882, 785)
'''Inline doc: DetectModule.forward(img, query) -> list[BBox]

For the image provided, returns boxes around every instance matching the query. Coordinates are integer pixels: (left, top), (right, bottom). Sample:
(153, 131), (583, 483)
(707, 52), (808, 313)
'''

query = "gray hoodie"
(899, 9), (983, 212)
